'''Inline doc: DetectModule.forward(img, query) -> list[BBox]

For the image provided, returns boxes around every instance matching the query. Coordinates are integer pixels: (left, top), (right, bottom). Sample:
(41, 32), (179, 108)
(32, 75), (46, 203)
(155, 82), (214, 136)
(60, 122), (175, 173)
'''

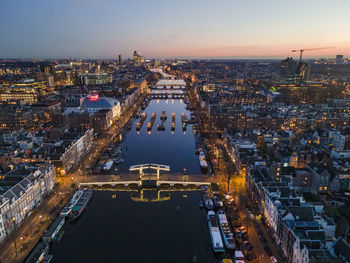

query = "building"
(133, 51), (144, 66)
(59, 129), (94, 175)
(336, 55), (344, 64)
(80, 94), (121, 119)
(0, 86), (40, 105)
(0, 104), (38, 131)
(80, 73), (112, 86)
(0, 165), (56, 243)
(280, 57), (297, 80)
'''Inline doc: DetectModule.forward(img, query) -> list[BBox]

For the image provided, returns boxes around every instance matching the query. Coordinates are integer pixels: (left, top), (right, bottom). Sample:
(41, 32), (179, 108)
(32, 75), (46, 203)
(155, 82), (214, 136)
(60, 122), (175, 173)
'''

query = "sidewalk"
(0, 180), (73, 263)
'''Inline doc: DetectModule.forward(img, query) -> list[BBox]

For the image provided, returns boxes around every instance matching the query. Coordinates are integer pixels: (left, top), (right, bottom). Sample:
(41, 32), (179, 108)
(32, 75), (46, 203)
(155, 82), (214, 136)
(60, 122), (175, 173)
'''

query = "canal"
(117, 97), (202, 175)
(51, 79), (219, 262)
(52, 191), (217, 263)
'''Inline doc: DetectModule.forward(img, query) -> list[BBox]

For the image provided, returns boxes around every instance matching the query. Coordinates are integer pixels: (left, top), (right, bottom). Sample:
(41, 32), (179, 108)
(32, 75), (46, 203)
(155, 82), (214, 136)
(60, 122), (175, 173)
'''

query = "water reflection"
(117, 99), (202, 174)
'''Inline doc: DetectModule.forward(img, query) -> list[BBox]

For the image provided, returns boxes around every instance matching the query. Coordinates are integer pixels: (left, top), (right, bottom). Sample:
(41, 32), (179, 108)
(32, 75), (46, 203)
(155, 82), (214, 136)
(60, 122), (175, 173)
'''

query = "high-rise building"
(41, 64), (55, 74)
(133, 51), (144, 66)
(46, 74), (55, 87)
(118, 54), (123, 65)
(336, 55), (344, 64)
(296, 62), (310, 81)
(280, 57), (297, 80)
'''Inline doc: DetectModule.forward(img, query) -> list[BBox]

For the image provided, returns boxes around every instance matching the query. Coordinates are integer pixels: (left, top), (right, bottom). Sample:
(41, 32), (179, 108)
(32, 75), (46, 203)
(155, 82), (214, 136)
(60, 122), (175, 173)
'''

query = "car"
(248, 212), (254, 219)
(270, 256), (278, 263)
(264, 246), (272, 256)
(259, 234), (267, 244)
(245, 252), (256, 261)
(239, 226), (247, 232)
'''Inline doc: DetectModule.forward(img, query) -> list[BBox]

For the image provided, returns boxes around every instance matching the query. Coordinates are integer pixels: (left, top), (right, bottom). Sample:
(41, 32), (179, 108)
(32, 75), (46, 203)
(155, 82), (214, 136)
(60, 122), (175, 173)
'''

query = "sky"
(0, 0), (350, 59)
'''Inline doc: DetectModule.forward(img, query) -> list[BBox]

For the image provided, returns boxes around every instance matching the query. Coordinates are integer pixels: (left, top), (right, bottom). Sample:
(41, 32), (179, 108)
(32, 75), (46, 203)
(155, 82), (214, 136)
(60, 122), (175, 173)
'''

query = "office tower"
(336, 55), (344, 64)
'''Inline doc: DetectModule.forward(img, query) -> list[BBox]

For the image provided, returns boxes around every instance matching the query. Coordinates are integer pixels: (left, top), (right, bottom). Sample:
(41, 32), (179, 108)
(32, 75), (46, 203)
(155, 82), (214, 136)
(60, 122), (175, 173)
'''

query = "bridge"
(149, 92), (185, 99)
(78, 164), (214, 189)
(129, 163), (170, 180)
(151, 79), (186, 87)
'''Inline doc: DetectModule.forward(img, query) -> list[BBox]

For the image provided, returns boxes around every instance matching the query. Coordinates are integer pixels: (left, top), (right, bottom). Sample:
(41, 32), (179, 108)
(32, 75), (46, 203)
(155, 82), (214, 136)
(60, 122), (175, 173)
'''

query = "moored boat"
(207, 211), (225, 253)
(69, 188), (93, 221)
(147, 112), (156, 131)
(199, 151), (208, 172)
(60, 189), (84, 217)
(201, 185), (214, 210)
(160, 111), (167, 120)
(217, 210), (235, 250)
(136, 112), (147, 131)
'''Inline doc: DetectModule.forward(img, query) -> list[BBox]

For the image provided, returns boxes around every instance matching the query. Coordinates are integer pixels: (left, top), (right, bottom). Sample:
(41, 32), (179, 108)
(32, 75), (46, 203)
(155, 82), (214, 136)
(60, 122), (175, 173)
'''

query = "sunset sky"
(1, 0), (349, 59)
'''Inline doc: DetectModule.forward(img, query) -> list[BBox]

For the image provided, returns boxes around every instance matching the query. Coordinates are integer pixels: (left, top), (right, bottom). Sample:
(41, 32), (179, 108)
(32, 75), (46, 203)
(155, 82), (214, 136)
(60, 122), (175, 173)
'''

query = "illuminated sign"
(88, 94), (99, 101)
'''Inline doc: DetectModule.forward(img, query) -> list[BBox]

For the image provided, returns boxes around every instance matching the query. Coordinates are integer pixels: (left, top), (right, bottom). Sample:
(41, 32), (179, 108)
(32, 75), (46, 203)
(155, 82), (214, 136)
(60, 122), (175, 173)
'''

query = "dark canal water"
(117, 98), (202, 174)
(51, 87), (217, 262)
(52, 191), (217, 263)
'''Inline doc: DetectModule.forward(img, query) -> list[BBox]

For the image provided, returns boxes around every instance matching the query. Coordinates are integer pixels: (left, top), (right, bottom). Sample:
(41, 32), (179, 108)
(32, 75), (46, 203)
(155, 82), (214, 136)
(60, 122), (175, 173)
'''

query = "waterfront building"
(0, 164), (56, 243)
(54, 129), (94, 175)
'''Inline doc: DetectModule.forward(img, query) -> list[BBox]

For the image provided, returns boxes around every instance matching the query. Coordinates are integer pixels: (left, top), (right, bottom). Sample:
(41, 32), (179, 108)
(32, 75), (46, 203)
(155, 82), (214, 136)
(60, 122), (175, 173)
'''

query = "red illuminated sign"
(89, 94), (99, 101)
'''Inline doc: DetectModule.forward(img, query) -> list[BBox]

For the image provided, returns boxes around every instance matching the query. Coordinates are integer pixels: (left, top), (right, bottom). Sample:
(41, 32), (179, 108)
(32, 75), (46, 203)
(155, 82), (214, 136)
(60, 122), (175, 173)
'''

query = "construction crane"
(292, 47), (334, 64)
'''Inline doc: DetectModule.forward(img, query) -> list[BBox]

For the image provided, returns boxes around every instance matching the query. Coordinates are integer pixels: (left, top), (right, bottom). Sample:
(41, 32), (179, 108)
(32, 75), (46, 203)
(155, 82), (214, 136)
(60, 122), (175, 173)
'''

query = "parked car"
(245, 252), (257, 261)
(264, 246), (272, 256)
(271, 256), (278, 263)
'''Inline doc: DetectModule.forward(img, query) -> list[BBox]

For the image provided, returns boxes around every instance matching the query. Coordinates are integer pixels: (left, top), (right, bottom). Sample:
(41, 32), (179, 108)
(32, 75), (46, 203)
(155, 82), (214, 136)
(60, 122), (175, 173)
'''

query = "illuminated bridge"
(79, 164), (213, 189)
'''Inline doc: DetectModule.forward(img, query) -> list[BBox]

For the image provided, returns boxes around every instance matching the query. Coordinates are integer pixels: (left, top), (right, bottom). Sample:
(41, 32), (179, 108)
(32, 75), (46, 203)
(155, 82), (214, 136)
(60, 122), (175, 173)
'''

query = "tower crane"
(292, 47), (334, 64)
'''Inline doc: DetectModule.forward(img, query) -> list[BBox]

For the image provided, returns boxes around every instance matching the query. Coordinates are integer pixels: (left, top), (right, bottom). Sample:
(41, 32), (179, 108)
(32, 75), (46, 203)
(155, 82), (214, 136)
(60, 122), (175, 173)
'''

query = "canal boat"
(181, 113), (187, 123)
(193, 125), (198, 135)
(217, 210), (235, 250)
(69, 188), (93, 221)
(60, 189), (84, 217)
(111, 144), (122, 156)
(103, 159), (114, 171)
(207, 211), (225, 253)
(160, 111), (167, 120)
(199, 151), (208, 172)
(157, 124), (165, 131)
(114, 156), (124, 164)
(201, 185), (214, 210)
(195, 142), (203, 154)
(136, 112), (147, 130)
(147, 112), (156, 131)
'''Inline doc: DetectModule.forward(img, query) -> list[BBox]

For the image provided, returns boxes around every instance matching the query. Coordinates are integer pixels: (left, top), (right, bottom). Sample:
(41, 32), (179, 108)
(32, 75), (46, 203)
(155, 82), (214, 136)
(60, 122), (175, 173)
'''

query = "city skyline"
(1, 0), (350, 59)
